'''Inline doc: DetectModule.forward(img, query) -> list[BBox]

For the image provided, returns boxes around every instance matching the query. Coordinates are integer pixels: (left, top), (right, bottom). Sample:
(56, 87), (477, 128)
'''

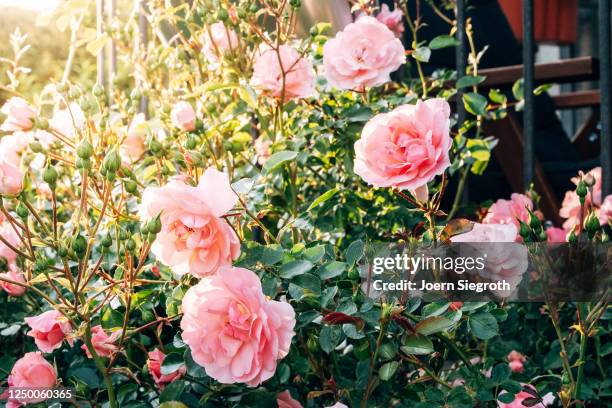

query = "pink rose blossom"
(147, 348), (186, 389)
(559, 167), (602, 231)
(0, 219), (21, 264)
(598, 195), (612, 225)
(0, 97), (35, 132)
(277, 390), (303, 408)
(120, 113), (147, 163)
(323, 16), (405, 90)
(545, 227), (566, 243)
(326, 404), (349, 408)
(6, 352), (57, 406)
(354, 98), (451, 192)
(498, 385), (546, 408)
(507, 350), (526, 373)
(203, 22), (238, 62)
(25, 310), (72, 353)
(171, 101), (196, 132)
(0, 132), (32, 167)
(254, 138), (271, 165)
(139, 167), (240, 277)
(0, 159), (24, 196)
(0, 264), (26, 297)
(180, 266), (296, 386)
(251, 45), (316, 101)
(50, 103), (86, 138)
(34, 129), (55, 148)
(376, 4), (404, 38)
(82, 325), (121, 358)
(483, 193), (533, 238)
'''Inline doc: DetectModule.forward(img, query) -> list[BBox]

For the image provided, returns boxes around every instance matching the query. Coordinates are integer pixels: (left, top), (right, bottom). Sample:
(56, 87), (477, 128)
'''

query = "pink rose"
(507, 350), (526, 373)
(82, 325), (121, 358)
(599, 194), (612, 225)
(354, 98), (451, 192)
(120, 113), (147, 163)
(0, 97), (35, 132)
(323, 16), (405, 90)
(0, 159), (24, 196)
(251, 45), (316, 101)
(498, 385), (546, 408)
(147, 348), (186, 389)
(139, 167), (240, 277)
(6, 352), (57, 406)
(483, 193), (533, 238)
(180, 266), (296, 386)
(0, 264), (26, 297)
(0, 219), (21, 264)
(377, 4), (404, 38)
(171, 101), (196, 132)
(545, 227), (566, 243)
(254, 138), (271, 165)
(277, 391), (303, 408)
(50, 103), (86, 138)
(25, 310), (72, 353)
(326, 404), (349, 408)
(203, 22), (238, 62)
(34, 129), (55, 148)
(559, 167), (602, 231)
(0, 132), (32, 167)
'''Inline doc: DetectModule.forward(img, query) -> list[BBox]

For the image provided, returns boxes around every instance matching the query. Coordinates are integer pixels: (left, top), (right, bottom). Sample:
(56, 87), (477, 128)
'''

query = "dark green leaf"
(401, 334), (434, 355)
(262, 151), (298, 174)
(469, 312), (499, 340)
(280, 260), (313, 279)
(429, 35), (460, 49)
(161, 353), (185, 375)
(379, 361), (399, 381)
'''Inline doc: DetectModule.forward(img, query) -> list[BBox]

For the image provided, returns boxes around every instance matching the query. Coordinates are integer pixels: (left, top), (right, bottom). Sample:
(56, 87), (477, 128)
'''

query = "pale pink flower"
(254, 138), (271, 165)
(33, 129), (55, 148)
(483, 193), (533, 236)
(326, 404), (349, 408)
(0, 264), (26, 297)
(6, 352), (57, 406)
(180, 266), (296, 386)
(507, 350), (526, 373)
(0, 97), (35, 132)
(376, 3), (404, 38)
(0, 132), (32, 166)
(598, 195), (612, 225)
(120, 113), (147, 163)
(0, 159), (24, 196)
(323, 16), (405, 90)
(25, 310), (72, 353)
(498, 384), (546, 408)
(139, 167), (240, 277)
(277, 391), (303, 408)
(147, 348), (186, 389)
(171, 101), (196, 132)
(354, 98), (451, 192)
(203, 22), (238, 62)
(545, 227), (566, 243)
(559, 167), (602, 231)
(251, 45), (316, 101)
(82, 325), (121, 358)
(0, 219), (21, 264)
(49, 103), (86, 138)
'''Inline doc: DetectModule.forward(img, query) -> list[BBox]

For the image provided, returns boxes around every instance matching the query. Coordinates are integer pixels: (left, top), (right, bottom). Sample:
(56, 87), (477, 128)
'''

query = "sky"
(0, 0), (59, 11)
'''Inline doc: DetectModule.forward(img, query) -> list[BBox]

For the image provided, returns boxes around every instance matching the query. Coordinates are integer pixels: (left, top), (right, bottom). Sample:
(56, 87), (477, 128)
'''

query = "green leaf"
(345, 239), (365, 266)
(303, 245), (326, 263)
(401, 334), (434, 355)
(463, 92), (488, 116)
(466, 138), (491, 161)
(497, 392), (516, 404)
(429, 35), (460, 49)
(512, 78), (524, 100)
(489, 88), (507, 105)
(288, 273), (321, 299)
(500, 380), (522, 394)
(415, 316), (455, 336)
(159, 403), (189, 408)
(379, 361), (399, 381)
(262, 246), (283, 265)
(456, 75), (485, 89)
(469, 312), (499, 340)
(86, 34), (109, 56)
(280, 260), (313, 279)
(491, 364), (511, 384)
(159, 381), (186, 403)
(307, 188), (339, 212)
(317, 261), (347, 279)
(262, 151), (298, 174)
(161, 353), (184, 375)
(237, 85), (258, 110)
(413, 46), (431, 62)
(534, 83), (552, 95)
(319, 325), (342, 354)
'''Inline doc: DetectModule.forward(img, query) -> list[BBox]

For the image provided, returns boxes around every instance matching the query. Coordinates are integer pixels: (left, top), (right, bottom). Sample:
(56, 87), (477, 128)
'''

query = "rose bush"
(0, 1), (609, 408)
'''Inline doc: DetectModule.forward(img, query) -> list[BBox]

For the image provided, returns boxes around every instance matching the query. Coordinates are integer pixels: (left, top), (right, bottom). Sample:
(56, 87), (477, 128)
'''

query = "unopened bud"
(43, 166), (58, 187)
(77, 140), (94, 159)
(16, 203), (28, 219)
(104, 149), (121, 172)
(518, 220), (531, 240)
(71, 234), (87, 257)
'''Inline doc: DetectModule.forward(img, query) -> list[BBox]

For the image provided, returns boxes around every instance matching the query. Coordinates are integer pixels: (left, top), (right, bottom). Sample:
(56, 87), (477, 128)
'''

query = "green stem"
(362, 321), (388, 407)
(446, 167), (469, 221)
(574, 303), (588, 405)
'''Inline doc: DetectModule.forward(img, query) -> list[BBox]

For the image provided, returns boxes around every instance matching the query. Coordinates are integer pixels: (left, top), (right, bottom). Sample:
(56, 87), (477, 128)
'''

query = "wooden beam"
(552, 90), (601, 109)
(479, 56), (599, 87)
